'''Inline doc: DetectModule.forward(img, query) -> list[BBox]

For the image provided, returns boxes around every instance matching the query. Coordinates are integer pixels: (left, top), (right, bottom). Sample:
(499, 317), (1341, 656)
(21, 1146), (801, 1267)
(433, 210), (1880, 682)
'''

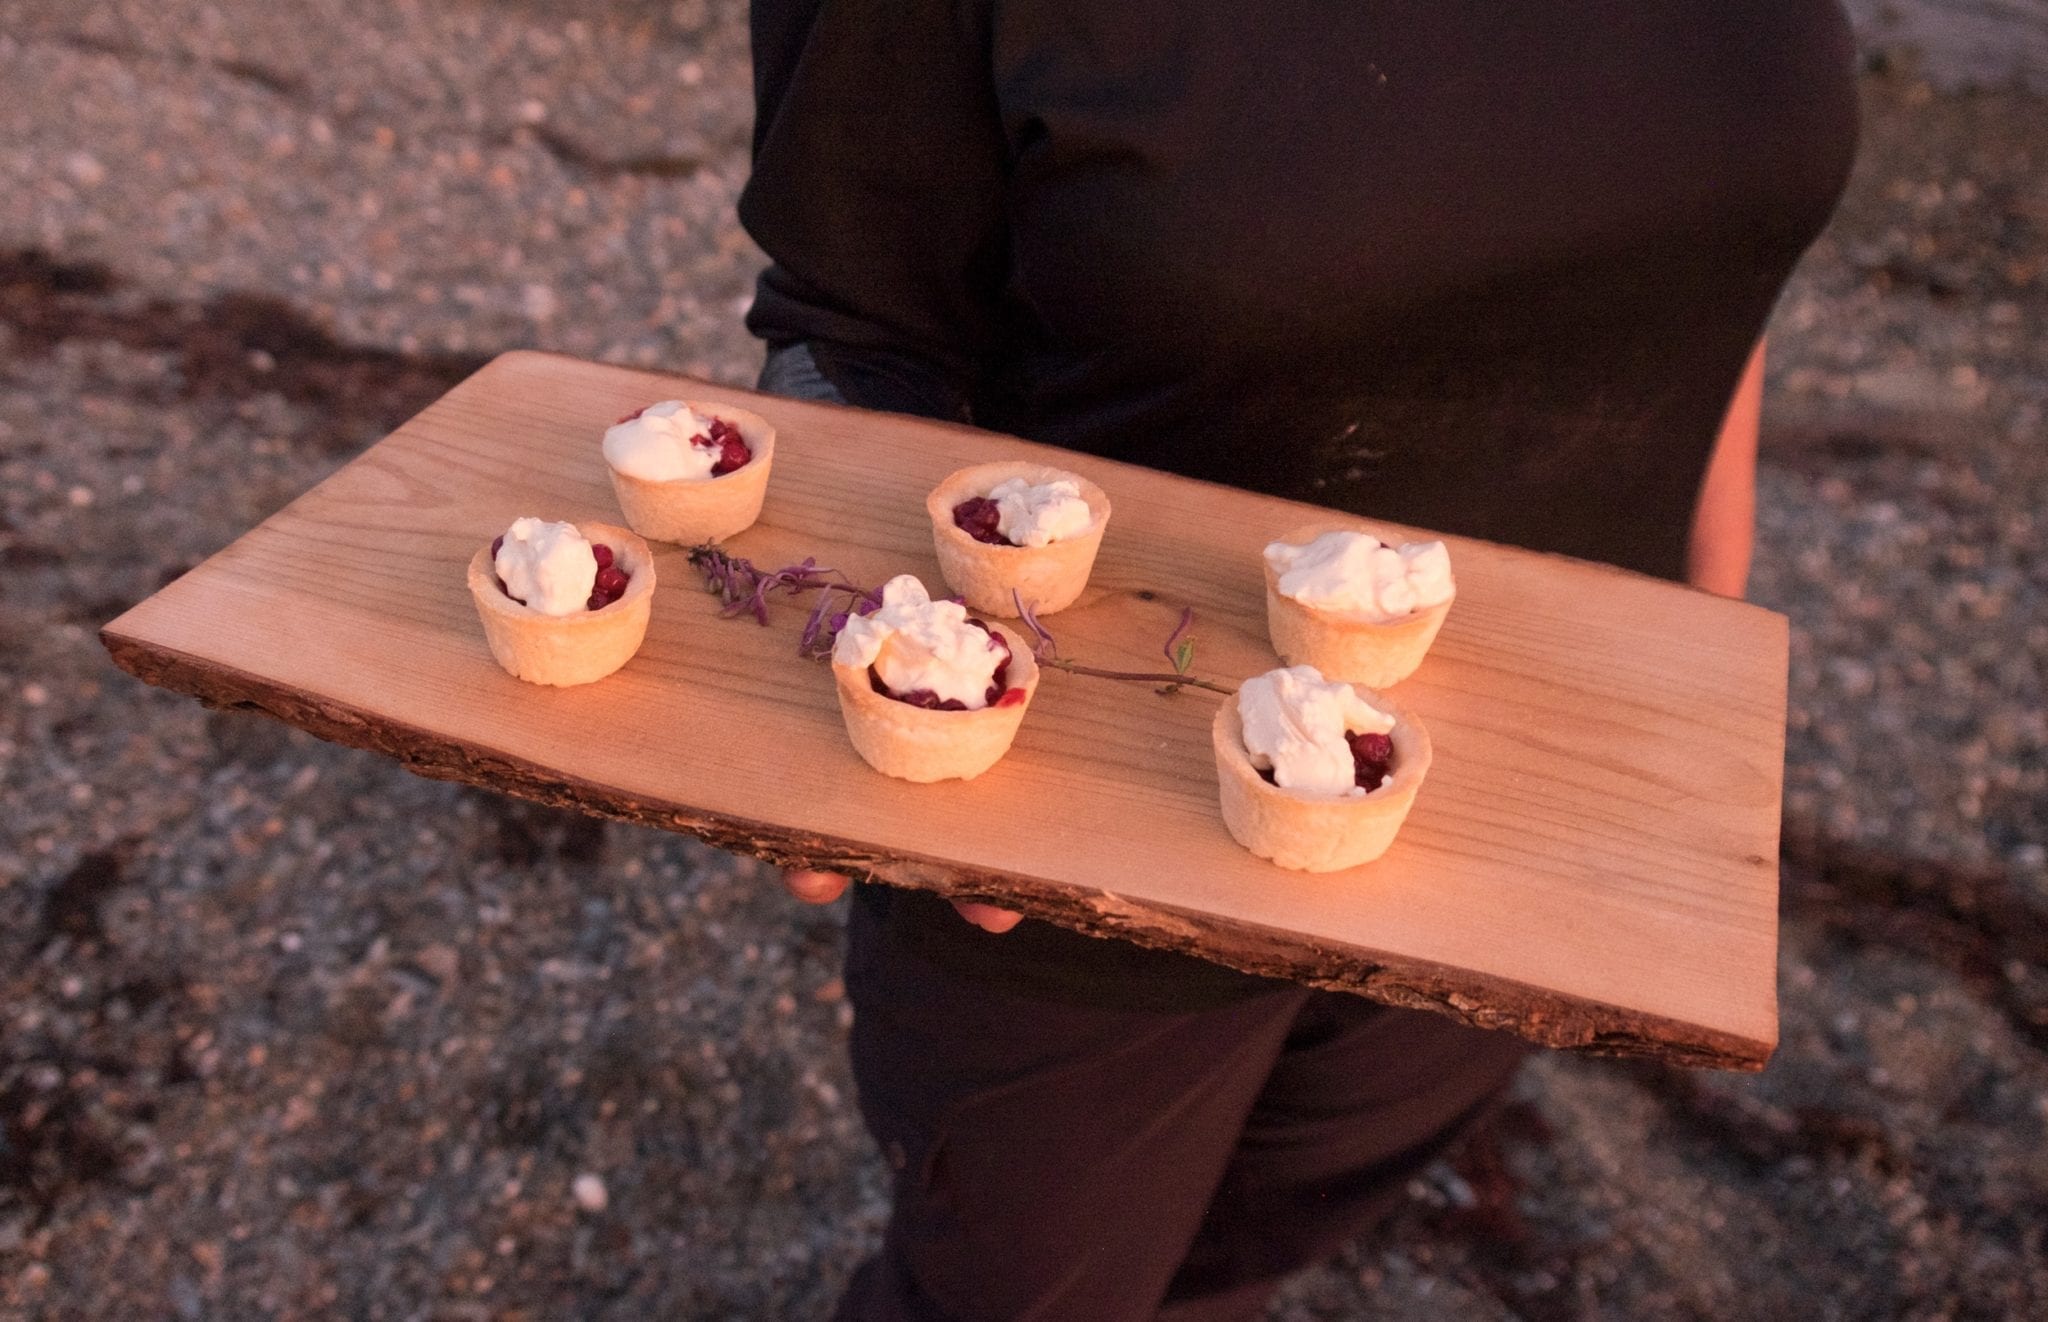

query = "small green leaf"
(1173, 638), (1194, 675)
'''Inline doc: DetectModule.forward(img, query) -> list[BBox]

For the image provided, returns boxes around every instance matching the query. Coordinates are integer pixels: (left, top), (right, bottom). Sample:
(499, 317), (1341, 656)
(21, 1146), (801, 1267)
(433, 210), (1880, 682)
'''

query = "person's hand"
(781, 870), (1023, 933)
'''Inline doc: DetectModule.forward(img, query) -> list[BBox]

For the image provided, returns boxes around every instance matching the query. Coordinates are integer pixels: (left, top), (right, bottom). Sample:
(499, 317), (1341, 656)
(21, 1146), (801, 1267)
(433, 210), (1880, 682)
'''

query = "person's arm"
(1687, 338), (1763, 599)
(741, 0), (1007, 422)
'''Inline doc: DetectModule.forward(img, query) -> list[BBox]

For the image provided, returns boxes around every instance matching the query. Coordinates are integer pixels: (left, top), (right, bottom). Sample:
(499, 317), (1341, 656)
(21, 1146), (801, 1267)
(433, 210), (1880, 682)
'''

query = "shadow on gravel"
(6, 845), (196, 1229)
(1414, 1098), (1585, 1322)
(487, 796), (610, 868)
(1782, 829), (2048, 1053)
(0, 248), (488, 455)
(49, 30), (309, 99)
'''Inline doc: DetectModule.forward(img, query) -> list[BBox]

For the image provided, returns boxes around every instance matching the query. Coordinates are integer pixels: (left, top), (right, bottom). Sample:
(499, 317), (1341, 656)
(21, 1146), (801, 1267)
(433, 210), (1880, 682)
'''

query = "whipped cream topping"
(494, 517), (597, 617)
(1265, 531), (1454, 622)
(833, 574), (1007, 709)
(987, 476), (1094, 548)
(1237, 664), (1396, 797)
(602, 400), (720, 482)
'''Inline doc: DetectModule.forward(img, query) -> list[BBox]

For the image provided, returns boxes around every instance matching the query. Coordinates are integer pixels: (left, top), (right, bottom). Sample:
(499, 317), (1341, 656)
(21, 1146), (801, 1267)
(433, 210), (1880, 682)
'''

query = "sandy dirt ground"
(1, 2), (2043, 1318)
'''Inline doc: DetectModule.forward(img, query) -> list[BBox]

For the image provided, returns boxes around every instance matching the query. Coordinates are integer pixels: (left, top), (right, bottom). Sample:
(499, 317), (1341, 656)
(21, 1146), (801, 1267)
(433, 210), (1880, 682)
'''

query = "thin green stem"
(1038, 657), (1236, 695)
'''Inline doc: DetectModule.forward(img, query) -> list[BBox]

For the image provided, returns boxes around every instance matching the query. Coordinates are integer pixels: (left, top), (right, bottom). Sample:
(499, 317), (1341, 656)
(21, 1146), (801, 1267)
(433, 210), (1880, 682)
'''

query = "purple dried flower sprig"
(687, 544), (1232, 696)
(1014, 594), (1057, 660)
(797, 583), (884, 661)
(689, 545), (881, 659)
(1011, 590), (1235, 696)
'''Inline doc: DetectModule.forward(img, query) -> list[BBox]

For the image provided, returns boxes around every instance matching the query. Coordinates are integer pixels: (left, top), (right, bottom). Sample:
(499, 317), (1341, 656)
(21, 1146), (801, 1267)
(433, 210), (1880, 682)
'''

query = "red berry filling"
(490, 534), (517, 602)
(617, 406), (750, 475)
(586, 545), (630, 611)
(950, 497), (1012, 546)
(697, 417), (752, 476)
(1347, 730), (1395, 791)
(1255, 730), (1397, 791)
(869, 619), (1020, 710)
(492, 536), (631, 610)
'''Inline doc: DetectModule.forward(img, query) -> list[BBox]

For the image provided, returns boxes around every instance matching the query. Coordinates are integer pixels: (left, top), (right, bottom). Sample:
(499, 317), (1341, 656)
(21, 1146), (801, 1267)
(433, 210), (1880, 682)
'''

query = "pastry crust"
(831, 622), (1042, 782)
(1263, 519), (1454, 688)
(467, 521), (655, 687)
(926, 461), (1112, 617)
(1211, 683), (1432, 872)
(605, 401), (776, 545)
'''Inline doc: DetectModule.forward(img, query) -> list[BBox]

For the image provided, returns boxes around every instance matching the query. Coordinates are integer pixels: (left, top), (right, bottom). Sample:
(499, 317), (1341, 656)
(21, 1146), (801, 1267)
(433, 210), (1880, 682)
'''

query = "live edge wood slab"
(102, 351), (1789, 1070)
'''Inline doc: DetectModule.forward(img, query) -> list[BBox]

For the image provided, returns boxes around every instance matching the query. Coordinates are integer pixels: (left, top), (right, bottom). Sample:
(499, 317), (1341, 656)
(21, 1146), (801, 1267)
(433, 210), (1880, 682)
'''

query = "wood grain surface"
(102, 350), (1789, 1069)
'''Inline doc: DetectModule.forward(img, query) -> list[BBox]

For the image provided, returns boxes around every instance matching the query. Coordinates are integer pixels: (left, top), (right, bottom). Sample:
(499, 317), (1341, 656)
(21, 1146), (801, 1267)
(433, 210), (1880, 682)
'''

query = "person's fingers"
(950, 900), (1024, 934)
(784, 871), (1014, 929)
(784, 869), (850, 905)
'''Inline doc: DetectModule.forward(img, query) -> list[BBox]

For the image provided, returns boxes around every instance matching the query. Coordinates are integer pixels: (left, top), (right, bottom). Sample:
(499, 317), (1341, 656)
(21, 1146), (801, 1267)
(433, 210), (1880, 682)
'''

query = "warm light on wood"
(101, 351), (1788, 1069)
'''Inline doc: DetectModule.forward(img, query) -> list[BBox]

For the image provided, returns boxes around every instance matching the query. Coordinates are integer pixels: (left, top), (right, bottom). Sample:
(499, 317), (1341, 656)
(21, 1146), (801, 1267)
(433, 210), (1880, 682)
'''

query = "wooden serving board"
(102, 351), (1787, 1070)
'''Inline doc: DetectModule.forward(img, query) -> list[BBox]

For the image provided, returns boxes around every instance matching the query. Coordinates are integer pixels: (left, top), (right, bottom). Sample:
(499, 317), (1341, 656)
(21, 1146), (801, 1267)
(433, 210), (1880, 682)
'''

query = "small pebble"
(64, 151), (106, 186)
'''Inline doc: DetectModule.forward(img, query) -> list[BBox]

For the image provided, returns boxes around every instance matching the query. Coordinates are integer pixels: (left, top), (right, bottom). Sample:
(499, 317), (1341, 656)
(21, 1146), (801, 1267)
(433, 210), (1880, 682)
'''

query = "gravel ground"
(2, 2), (2044, 1318)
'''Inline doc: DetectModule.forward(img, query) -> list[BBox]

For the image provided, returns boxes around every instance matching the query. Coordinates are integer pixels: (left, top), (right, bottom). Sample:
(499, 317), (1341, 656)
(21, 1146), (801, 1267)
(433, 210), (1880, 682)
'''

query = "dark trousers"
(832, 901), (1529, 1322)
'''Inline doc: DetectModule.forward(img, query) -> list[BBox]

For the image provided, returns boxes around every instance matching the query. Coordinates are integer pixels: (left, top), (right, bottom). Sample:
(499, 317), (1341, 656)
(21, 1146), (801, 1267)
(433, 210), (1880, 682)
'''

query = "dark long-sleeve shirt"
(738, 0), (1859, 1008)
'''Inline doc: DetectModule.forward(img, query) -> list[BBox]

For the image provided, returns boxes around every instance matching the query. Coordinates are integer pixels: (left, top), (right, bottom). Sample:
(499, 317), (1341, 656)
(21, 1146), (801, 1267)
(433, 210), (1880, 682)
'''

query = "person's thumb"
(951, 900), (1023, 933)
(783, 869), (850, 905)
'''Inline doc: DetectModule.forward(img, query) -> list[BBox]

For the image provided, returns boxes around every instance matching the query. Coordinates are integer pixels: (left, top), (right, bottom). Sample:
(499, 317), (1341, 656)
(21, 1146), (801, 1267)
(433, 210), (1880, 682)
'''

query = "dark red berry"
(699, 418), (752, 476)
(595, 566), (629, 598)
(983, 654), (1013, 706)
(587, 592), (608, 611)
(715, 437), (750, 475)
(1347, 730), (1396, 791)
(950, 497), (1009, 546)
(592, 543), (614, 570)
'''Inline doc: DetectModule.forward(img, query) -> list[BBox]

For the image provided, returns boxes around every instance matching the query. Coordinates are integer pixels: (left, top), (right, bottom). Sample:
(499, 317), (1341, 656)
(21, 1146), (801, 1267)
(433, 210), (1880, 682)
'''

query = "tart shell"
(605, 401), (776, 545)
(926, 461), (1112, 617)
(1263, 519), (1454, 688)
(831, 622), (1042, 782)
(1211, 682), (1433, 872)
(468, 521), (655, 687)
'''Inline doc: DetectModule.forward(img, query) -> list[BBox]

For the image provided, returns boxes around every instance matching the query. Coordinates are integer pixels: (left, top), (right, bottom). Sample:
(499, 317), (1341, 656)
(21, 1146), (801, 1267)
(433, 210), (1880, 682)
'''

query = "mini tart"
(605, 400), (776, 545)
(926, 460), (1112, 617)
(467, 522), (654, 687)
(1263, 519), (1454, 688)
(1211, 683), (1432, 872)
(831, 622), (1041, 783)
